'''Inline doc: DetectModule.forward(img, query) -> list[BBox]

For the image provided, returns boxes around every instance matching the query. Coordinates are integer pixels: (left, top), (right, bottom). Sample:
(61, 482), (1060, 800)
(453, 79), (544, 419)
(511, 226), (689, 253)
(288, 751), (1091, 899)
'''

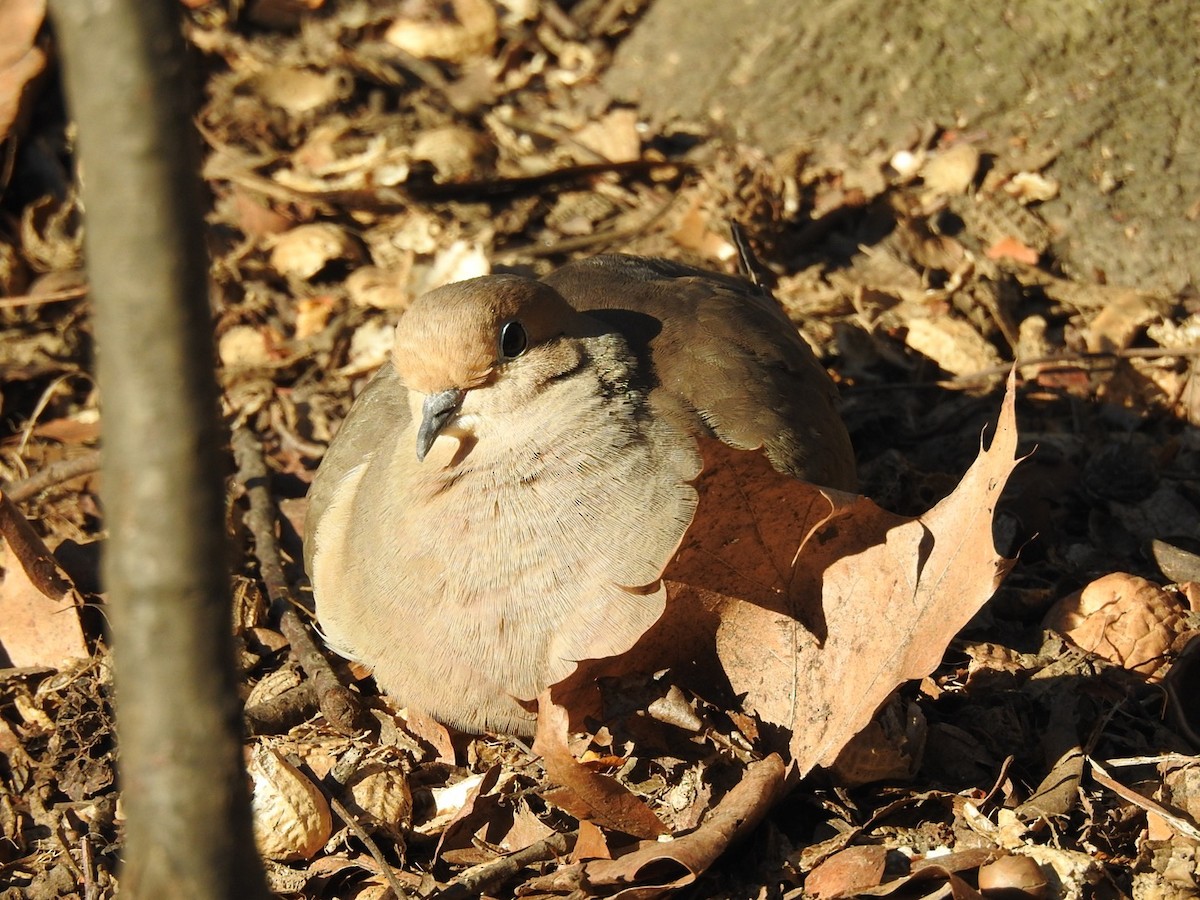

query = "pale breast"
(310, 344), (701, 735)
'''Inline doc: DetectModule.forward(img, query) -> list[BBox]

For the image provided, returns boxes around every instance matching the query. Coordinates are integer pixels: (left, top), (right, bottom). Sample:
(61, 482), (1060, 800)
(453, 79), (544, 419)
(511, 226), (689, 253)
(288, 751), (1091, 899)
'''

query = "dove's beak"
(416, 388), (465, 461)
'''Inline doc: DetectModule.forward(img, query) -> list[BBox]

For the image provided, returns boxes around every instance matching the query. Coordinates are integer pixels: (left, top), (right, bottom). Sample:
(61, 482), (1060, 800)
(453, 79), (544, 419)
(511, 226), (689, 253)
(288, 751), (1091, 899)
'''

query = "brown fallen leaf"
(572, 818), (614, 862)
(434, 765), (511, 860)
(400, 706), (457, 766)
(860, 850), (997, 898)
(805, 844), (889, 898)
(580, 754), (786, 899)
(384, 0), (497, 63)
(903, 315), (1004, 377)
(985, 236), (1040, 265)
(0, 491), (89, 667)
(573, 108), (642, 165)
(533, 689), (668, 840)
(0, 0), (47, 144)
(783, 373), (1019, 769)
(1083, 287), (1168, 353)
(556, 372), (1020, 775)
(247, 742), (334, 862)
(829, 696), (926, 786)
(1043, 572), (1187, 680)
(920, 141), (980, 199)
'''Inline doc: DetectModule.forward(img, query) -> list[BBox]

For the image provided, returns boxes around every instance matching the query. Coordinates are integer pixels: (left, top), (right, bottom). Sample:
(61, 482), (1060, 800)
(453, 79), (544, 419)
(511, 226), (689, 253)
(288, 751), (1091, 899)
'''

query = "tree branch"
(50, 1), (267, 895)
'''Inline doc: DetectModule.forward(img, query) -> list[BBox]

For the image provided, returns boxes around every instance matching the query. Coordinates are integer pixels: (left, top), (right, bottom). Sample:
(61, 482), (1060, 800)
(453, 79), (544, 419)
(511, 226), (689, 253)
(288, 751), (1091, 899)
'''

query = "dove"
(304, 254), (855, 736)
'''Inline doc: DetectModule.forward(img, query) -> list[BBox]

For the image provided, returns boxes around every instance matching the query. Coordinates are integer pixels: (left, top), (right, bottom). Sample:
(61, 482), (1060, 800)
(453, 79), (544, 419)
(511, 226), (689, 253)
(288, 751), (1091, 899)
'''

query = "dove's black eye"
(499, 320), (528, 360)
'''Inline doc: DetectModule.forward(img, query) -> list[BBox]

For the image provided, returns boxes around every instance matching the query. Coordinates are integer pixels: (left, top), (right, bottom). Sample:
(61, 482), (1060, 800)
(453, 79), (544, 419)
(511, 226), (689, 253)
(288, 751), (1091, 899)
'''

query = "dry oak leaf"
(0, 0), (47, 144)
(534, 690), (669, 841)
(559, 372), (1020, 775)
(1044, 572), (1187, 680)
(985, 236), (1040, 266)
(804, 845), (889, 898)
(384, 0), (497, 63)
(248, 742), (334, 862)
(0, 491), (89, 668)
(551, 754), (786, 900)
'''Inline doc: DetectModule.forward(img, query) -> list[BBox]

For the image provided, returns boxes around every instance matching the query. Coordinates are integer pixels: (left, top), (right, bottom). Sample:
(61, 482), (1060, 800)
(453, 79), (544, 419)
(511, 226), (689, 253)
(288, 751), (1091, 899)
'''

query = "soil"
(606, 0), (1200, 291)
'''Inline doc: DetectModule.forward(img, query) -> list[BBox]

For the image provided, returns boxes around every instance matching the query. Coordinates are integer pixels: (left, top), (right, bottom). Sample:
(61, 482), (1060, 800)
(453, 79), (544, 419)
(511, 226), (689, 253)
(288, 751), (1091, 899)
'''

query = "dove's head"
(392, 275), (599, 461)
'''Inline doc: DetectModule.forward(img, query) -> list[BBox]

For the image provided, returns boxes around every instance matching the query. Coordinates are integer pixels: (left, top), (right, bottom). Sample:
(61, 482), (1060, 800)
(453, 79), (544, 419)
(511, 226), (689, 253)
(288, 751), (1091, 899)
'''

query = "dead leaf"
(268, 223), (365, 281)
(1084, 288), (1167, 353)
(346, 265), (412, 310)
(340, 762), (413, 838)
(1016, 745), (1084, 821)
(572, 818), (614, 862)
(558, 373), (1020, 775)
(501, 799), (556, 852)
(251, 68), (351, 116)
(414, 240), (490, 295)
(384, 0), (497, 63)
(829, 696), (926, 786)
(685, 373), (1017, 771)
(581, 754), (786, 898)
(1005, 171), (1060, 204)
(1089, 758), (1200, 843)
(882, 852), (997, 899)
(903, 316), (1004, 377)
(573, 108), (642, 164)
(248, 742), (334, 862)
(805, 844), (888, 897)
(0, 0), (47, 144)
(985, 236), (1040, 265)
(411, 125), (496, 182)
(1160, 759), (1200, 830)
(921, 141), (980, 198)
(0, 492), (88, 668)
(433, 765), (512, 857)
(425, 771), (487, 827)
(1044, 572), (1186, 680)
(218, 324), (276, 368)
(400, 706), (457, 766)
(534, 689), (668, 840)
(228, 186), (293, 239)
(294, 295), (336, 340)
(670, 195), (736, 262)
(339, 320), (396, 377)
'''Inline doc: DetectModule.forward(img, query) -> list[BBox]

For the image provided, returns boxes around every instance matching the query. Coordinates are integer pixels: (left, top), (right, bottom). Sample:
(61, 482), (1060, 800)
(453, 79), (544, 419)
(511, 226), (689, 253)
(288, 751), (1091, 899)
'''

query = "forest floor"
(0, 2), (1198, 898)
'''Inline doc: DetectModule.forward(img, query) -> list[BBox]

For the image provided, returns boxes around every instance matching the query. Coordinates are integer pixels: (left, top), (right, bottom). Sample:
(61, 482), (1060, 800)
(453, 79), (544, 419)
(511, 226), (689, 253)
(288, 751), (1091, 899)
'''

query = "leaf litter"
(1, 2), (1199, 898)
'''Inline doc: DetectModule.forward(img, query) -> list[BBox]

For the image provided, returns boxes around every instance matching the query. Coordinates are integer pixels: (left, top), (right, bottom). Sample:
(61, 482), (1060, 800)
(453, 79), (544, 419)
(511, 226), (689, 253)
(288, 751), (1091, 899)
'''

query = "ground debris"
(0, 2), (1197, 897)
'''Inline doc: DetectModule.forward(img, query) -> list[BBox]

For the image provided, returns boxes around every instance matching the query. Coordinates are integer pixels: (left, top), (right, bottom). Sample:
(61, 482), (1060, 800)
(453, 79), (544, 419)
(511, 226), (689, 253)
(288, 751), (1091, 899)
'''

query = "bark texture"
(50, 1), (267, 896)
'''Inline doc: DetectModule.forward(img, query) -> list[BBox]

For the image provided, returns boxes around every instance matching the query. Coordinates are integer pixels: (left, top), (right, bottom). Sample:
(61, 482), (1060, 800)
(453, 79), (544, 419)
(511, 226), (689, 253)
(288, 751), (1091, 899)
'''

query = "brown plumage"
(304, 254), (855, 735)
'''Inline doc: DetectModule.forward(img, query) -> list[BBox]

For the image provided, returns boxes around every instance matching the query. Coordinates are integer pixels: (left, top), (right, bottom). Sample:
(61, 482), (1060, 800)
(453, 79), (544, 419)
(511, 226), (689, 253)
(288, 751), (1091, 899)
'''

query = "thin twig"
(82, 833), (99, 900)
(848, 345), (1200, 393)
(948, 346), (1200, 384)
(243, 681), (319, 736)
(433, 831), (577, 900)
(976, 754), (1016, 810)
(231, 426), (366, 735)
(329, 794), (413, 900)
(17, 372), (89, 457)
(2, 451), (101, 503)
(230, 427), (293, 614)
(208, 154), (685, 213)
(0, 285), (89, 308)
(1089, 757), (1200, 842)
(494, 187), (683, 261)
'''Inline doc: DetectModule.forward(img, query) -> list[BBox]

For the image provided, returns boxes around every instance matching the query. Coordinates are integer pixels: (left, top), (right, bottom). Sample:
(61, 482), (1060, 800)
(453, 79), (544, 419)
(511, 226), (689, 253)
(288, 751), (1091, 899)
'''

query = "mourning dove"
(304, 254), (855, 735)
